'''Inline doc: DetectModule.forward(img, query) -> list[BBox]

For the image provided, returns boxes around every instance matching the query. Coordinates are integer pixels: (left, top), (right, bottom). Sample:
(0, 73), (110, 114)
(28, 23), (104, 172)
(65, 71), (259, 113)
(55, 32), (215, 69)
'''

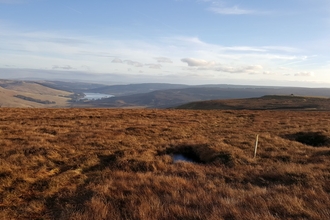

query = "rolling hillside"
(0, 80), (73, 107)
(75, 86), (330, 109)
(2, 79), (330, 109)
(86, 83), (191, 96)
(176, 95), (330, 110)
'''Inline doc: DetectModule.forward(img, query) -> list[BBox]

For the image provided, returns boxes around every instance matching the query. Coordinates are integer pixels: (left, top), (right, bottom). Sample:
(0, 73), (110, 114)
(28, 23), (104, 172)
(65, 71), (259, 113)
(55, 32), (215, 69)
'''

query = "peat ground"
(0, 108), (330, 219)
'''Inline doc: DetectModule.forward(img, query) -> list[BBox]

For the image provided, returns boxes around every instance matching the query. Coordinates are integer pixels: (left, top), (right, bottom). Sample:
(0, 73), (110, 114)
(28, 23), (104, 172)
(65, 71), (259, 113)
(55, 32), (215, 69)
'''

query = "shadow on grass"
(250, 172), (310, 187)
(163, 145), (203, 164)
(160, 144), (237, 167)
(45, 185), (94, 219)
(284, 132), (330, 147)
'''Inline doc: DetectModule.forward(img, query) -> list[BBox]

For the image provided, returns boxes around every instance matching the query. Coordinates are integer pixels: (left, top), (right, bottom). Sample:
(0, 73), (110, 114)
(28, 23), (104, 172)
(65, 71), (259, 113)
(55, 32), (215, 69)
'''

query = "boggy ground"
(0, 108), (329, 219)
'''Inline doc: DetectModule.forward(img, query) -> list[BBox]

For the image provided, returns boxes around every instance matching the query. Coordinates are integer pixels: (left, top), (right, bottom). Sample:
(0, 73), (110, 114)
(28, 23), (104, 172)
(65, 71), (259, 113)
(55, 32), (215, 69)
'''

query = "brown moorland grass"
(0, 108), (330, 219)
(177, 95), (330, 111)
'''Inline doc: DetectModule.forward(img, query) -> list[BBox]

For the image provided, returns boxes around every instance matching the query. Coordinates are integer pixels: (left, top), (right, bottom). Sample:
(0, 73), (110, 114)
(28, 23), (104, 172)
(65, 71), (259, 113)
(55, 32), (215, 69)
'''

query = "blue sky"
(0, 0), (330, 86)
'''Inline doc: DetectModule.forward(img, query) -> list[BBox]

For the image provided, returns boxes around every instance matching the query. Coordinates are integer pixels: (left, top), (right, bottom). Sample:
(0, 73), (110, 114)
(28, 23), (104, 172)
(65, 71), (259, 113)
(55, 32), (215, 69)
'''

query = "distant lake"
(83, 93), (114, 100)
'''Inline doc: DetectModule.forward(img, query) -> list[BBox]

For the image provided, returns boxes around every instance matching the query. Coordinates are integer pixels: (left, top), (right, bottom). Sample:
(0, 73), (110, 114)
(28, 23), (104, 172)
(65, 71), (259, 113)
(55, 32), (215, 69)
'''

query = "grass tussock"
(0, 108), (330, 219)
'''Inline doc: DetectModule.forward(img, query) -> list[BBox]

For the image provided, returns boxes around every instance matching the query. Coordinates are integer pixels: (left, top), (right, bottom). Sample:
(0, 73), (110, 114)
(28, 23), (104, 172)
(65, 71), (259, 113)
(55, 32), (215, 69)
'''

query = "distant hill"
(176, 95), (330, 110)
(2, 79), (330, 109)
(85, 83), (191, 96)
(75, 86), (330, 109)
(36, 81), (106, 93)
(0, 79), (73, 107)
(73, 87), (264, 108)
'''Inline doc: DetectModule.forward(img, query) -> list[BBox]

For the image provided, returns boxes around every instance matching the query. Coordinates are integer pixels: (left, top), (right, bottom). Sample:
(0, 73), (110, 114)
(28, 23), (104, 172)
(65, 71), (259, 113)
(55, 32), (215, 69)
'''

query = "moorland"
(0, 108), (330, 219)
(177, 95), (330, 111)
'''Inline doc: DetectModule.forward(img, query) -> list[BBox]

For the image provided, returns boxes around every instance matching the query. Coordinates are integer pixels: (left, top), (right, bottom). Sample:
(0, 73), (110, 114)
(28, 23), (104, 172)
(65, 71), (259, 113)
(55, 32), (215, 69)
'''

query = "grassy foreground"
(0, 108), (330, 219)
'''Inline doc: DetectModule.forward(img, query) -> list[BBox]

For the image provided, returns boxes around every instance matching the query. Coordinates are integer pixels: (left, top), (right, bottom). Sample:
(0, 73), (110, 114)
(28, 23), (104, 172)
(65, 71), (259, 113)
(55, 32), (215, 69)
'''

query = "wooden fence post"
(254, 134), (259, 159)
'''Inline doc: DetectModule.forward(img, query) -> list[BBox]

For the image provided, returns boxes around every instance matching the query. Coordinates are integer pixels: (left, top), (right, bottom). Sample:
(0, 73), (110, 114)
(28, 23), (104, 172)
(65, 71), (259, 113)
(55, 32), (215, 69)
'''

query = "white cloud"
(111, 58), (123, 63)
(52, 65), (74, 70)
(262, 46), (300, 53)
(0, 26), (325, 85)
(124, 60), (144, 67)
(263, 71), (276, 75)
(294, 72), (314, 77)
(145, 64), (162, 69)
(78, 51), (114, 58)
(200, 0), (258, 15)
(181, 58), (215, 66)
(154, 57), (173, 63)
(180, 54), (264, 74)
(166, 37), (303, 62)
(81, 65), (90, 71)
(209, 5), (254, 15)
(225, 46), (266, 52)
(198, 64), (264, 74)
(217, 65), (263, 74)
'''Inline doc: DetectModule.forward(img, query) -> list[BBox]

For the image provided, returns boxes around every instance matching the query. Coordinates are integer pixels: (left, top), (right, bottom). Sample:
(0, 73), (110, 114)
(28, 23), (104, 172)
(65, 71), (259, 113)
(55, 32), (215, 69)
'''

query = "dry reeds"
(0, 108), (329, 219)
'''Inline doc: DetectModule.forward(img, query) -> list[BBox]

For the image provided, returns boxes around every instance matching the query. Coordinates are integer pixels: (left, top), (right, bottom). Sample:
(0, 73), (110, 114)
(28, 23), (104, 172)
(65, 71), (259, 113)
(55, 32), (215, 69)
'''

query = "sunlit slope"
(176, 95), (330, 110)
(0, 80), (73, 107)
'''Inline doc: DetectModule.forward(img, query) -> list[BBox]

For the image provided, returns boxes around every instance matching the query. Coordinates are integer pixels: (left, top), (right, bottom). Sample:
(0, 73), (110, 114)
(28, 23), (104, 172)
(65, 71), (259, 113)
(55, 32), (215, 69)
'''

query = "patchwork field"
(0, 108), (329, 219)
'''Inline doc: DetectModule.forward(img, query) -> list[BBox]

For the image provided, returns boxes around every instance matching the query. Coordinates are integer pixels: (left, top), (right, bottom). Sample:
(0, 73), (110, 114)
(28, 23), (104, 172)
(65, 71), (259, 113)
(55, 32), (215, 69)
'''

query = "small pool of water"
(83, 93), (114, 100)
(172, 154), (196, 163)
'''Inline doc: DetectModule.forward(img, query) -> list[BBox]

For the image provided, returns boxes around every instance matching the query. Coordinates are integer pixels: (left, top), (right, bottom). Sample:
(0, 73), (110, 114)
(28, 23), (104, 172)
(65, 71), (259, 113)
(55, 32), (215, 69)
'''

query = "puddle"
(162, 144), (237, 167)
(172, 154), (197, 163)
(160, 144), (208, 164)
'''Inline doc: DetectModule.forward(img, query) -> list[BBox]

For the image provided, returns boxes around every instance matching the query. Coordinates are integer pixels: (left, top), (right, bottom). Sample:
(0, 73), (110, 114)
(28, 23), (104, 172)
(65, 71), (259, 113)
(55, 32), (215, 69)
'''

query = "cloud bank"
(181, 58), (215, 67)
(52, 65), (74, 70)
(111, 58), (123, 63)
(154, 57), (173, 63)
(0, 26), (325, 86)
(146, 64), (162, 69)
(295, 72), (314, 77)
(124, 60), (143, 67)
(209, 5), (254, 15)
(181, 57), (264, 74)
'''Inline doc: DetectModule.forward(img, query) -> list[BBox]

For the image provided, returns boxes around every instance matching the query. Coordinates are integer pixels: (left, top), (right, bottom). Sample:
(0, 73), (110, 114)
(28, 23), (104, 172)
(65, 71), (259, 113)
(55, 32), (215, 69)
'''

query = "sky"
(0, 0), (330, 86)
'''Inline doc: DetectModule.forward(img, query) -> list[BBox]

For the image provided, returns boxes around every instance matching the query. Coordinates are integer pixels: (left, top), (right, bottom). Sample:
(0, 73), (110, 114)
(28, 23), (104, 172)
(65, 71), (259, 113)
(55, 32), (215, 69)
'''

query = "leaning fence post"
(253, 134), (259, 159)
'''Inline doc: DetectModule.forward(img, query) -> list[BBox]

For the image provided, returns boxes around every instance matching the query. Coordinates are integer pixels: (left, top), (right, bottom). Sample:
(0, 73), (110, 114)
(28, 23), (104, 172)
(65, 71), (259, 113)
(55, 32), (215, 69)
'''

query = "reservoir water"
(83, 93), (114, 100)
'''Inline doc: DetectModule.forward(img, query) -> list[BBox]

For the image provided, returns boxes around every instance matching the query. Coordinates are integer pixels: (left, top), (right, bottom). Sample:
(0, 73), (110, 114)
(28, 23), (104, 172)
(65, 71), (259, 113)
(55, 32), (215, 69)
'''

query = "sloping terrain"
(0, 80), (73, 107)
(36, 81), (107, 93)
(86, 83), (190, 96)
(75, 87), (274, 108)
(77, 87), (330, 109)
(177, 95), (330, 110)
(3, 79), (330, 109)
(0, 108), (330, 219)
